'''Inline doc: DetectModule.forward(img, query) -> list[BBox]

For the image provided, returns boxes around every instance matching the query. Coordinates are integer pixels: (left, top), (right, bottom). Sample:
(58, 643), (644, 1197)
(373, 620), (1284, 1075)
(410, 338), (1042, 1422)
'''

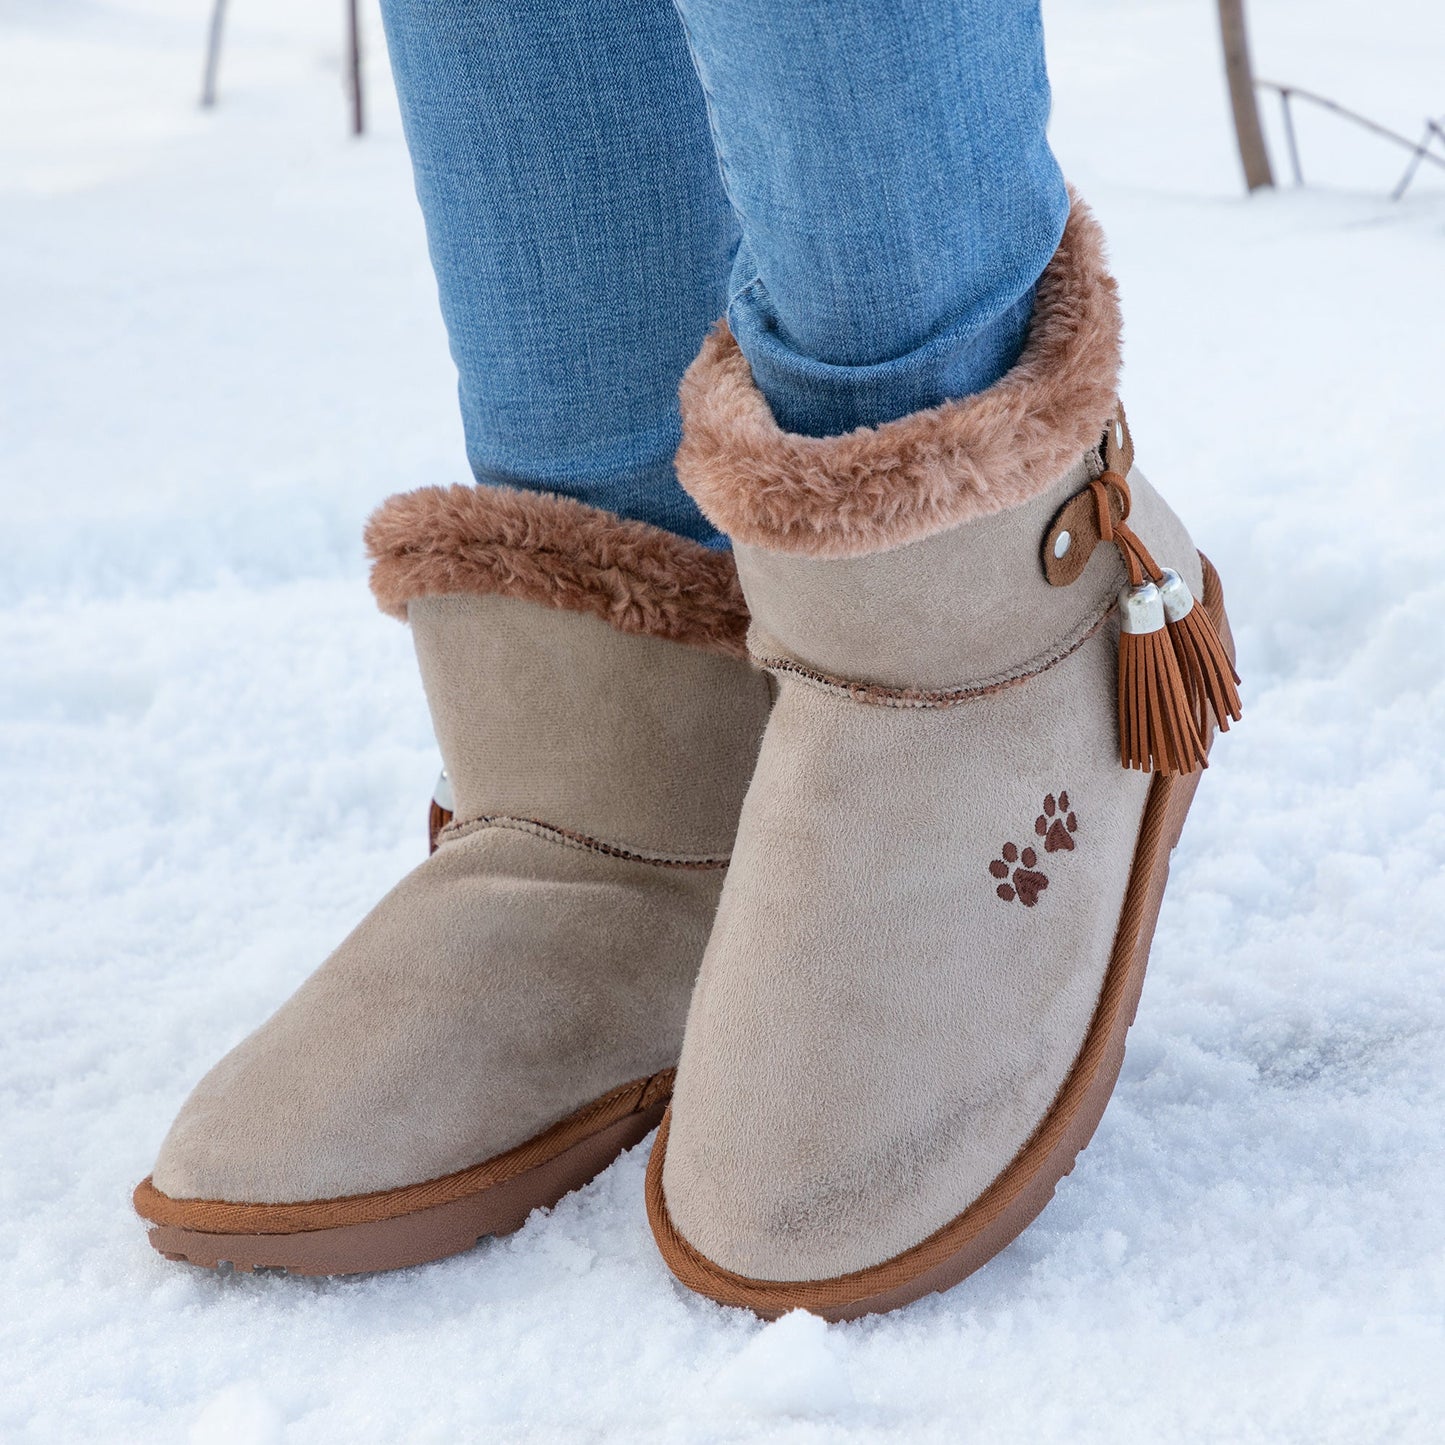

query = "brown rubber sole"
(136, 1069), (673, 1276)
(645, 557), (1234, 1321)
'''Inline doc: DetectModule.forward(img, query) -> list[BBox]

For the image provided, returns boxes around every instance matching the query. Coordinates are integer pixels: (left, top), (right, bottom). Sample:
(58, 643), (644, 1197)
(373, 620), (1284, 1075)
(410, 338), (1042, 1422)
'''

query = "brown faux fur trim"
(365, 485), (749, 659)
(675, 195), (1122, 559)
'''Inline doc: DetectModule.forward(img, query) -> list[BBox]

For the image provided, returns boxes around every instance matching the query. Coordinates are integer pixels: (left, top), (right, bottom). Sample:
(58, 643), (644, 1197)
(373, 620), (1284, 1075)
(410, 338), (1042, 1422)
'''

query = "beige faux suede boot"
(134, 486), (771, 1275)
(645, 197), (1241, 1318)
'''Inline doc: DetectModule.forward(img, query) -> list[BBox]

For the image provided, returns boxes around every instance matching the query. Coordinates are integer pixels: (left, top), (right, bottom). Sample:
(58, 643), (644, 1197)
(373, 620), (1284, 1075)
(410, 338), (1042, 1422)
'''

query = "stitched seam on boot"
(436, 814), (731, 870)
(750, 596), (1115, 709)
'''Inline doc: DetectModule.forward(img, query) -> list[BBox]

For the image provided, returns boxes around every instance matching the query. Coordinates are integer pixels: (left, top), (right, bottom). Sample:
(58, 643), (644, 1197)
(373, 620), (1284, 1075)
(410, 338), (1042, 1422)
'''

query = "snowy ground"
(3, 1), (1443, 1440)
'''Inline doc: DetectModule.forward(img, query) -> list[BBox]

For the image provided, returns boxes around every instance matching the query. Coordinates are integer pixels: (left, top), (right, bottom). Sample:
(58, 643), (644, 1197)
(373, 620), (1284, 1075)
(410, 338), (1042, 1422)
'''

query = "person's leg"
(648, 8), (1245, 1316)
(134, 1), (777, 1275)
(670, 0), (1069, 437)
(377, 0), (737, 544)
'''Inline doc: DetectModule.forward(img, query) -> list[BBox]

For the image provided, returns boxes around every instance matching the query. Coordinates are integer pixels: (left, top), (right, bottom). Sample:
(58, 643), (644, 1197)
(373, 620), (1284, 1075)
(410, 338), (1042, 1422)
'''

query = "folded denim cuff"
(727, 275), (1037, 439)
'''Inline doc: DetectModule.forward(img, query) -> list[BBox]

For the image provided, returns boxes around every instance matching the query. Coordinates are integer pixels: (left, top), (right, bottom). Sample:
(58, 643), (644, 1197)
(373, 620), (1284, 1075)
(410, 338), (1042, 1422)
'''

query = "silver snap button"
(1053, 530), (1072, 560)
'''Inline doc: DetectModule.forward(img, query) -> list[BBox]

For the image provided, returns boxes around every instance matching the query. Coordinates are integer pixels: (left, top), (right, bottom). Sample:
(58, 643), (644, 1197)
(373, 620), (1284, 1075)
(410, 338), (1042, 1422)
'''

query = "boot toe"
(145, 826), (713, 1209)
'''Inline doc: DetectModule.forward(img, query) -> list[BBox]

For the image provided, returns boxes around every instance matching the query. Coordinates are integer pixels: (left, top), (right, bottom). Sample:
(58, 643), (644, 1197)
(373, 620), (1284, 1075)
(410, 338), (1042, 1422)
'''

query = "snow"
(2, 1), (1443, 1440)
(709, 1312), (856, 1420)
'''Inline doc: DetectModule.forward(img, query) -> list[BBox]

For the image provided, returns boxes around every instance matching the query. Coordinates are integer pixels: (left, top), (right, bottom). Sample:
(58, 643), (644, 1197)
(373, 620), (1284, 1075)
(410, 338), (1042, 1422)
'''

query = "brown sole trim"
(645, 556), (1233, 1320)
(138, 1071), (672, 1277)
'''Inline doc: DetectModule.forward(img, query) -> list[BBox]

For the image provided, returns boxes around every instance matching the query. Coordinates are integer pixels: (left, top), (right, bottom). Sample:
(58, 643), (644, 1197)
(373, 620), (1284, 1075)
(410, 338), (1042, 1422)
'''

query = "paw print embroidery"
(1035, 791), (1078, 853)
(989, 842), (1048, 907)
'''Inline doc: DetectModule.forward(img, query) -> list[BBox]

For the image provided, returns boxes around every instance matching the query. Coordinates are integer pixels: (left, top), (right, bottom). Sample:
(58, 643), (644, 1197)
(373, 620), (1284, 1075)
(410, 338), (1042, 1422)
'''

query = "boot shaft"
(410, 593), (770, 857)
(731, 460), (1202, 693)
(366, 482), (772, 859)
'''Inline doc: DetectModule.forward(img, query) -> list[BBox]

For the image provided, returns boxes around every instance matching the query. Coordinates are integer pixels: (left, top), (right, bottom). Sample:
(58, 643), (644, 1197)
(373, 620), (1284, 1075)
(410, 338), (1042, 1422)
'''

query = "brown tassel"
(1159, 568), (1242, 738)
(1076, 407), (1238, 775)
(1117, 581), (1208, 775)
(428, 800), (453, 855)
(428, 767), (455, 854)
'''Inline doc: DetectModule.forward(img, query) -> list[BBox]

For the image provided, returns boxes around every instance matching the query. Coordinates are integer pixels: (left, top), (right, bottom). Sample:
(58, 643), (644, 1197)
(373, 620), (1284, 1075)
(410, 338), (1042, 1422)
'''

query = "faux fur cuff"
(365, 485), (750, 659)
(675, 195), (1122, 559)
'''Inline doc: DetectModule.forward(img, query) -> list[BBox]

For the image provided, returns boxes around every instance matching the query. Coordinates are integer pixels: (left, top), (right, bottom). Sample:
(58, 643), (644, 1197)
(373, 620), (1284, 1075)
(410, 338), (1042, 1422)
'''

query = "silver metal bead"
(1118, 580), (1165, 635)
(432, 767), (454, 812)
(1157, 567), (1195, 624)
(1053, 529), (1072, 560)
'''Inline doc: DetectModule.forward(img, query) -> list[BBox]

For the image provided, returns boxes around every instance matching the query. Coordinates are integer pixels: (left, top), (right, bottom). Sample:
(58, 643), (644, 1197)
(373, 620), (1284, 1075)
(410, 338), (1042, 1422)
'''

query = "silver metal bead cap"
(1158, 567), (1195, 624)
(1118, 580), (1165, 635)
(432, 767), (454, 812)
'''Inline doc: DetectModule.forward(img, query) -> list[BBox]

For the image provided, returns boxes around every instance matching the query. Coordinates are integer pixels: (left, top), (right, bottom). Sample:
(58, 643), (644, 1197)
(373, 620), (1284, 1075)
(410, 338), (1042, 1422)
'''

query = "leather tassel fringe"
(1056, 407), (1241, 777)
(428, 800), (453, 855)
(428, 768), (455, 854)
(1117, 580), (1209, 775)
(1159, 568), (1242, 738)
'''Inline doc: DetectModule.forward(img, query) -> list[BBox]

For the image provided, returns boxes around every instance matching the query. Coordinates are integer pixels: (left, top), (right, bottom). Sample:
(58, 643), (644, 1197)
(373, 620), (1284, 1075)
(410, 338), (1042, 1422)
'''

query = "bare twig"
(200, 0), (227, 109)
(346, 0), (365, 136)
(1391, 117), (1445, 201)
(1255, 82), (1445, 199)
(198, 0), (369, 136)
(1256, 83), (1445, 168)
(1218, 1), (1274, 191)
(1279, 89), (1303, 185)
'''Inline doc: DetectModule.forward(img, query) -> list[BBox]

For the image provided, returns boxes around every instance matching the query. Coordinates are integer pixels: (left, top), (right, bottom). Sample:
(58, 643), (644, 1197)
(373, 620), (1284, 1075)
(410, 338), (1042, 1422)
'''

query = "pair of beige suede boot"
(135, 200), (1238, 1319)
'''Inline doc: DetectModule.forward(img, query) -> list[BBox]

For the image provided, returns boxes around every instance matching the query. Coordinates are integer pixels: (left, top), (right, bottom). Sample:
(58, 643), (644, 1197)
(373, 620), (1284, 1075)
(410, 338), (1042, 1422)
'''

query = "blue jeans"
(379, 0), (1067, 546)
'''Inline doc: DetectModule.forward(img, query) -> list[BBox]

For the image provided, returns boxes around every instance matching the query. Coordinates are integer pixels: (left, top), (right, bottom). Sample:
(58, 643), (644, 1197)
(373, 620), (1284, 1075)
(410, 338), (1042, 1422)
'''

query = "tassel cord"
(1091, 469), (1225, 775)
(1088, 409), (1241, 775)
